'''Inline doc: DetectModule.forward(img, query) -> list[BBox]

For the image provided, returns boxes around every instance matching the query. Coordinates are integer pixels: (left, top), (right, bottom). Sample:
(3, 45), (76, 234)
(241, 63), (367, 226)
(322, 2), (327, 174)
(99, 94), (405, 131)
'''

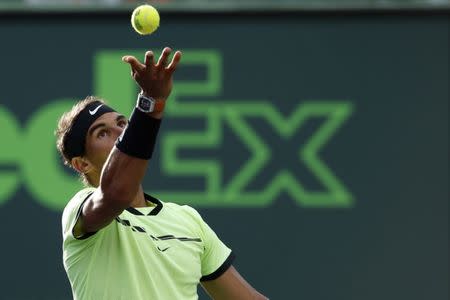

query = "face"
(83, 112), (128, 172)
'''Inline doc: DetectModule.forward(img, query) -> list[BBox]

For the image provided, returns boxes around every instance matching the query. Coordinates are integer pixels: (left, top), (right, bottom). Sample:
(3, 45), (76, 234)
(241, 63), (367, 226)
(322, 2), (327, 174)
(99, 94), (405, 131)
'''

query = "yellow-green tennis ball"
(131, 5), (160, 35)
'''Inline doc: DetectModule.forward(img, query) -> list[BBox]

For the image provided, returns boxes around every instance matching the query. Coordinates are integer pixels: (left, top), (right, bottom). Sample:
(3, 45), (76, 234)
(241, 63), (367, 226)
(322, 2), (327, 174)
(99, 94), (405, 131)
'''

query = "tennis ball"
(131, 5), (160, 35)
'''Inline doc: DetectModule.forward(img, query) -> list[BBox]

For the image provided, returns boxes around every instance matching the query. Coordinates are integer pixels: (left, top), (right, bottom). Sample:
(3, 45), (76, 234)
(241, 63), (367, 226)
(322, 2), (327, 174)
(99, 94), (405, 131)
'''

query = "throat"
(130, 191), (149, 208)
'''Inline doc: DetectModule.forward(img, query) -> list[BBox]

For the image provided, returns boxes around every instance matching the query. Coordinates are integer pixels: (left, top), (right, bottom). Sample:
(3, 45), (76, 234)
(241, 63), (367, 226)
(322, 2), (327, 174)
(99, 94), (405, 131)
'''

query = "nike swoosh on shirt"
(157, 246), (170, 252)
(89, 104), (104, 115)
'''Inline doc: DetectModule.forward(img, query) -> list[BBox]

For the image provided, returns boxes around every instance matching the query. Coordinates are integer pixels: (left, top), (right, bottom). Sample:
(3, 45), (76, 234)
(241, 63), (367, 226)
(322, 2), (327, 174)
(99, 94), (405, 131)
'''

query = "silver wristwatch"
(136, 93), (156, 113)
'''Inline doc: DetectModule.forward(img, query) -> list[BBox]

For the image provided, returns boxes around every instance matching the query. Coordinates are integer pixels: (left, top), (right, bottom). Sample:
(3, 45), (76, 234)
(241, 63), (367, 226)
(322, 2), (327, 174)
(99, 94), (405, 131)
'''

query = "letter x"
(222, 101), (354, 207)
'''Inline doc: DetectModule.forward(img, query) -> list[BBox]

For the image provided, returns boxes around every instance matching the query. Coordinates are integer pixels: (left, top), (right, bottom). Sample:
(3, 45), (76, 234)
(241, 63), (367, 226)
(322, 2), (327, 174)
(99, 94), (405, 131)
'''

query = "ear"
(71, 157), (93, 174)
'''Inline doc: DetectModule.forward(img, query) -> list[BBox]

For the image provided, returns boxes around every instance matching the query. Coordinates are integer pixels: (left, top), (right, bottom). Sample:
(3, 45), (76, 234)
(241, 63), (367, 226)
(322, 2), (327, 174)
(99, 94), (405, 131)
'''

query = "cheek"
(86, 138), (116, 165)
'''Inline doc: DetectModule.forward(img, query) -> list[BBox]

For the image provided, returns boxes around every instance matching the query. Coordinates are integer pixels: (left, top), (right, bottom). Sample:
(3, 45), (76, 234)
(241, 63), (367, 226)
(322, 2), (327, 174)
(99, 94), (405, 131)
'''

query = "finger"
(144, 51), (154, 68)
(166, 51), (182, 75)
(122, 55), (145, 73)
(156, 47), (172, 69)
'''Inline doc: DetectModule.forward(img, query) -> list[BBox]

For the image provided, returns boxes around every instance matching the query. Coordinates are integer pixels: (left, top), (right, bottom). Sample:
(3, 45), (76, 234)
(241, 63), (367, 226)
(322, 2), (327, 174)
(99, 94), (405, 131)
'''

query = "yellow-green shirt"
(62, 188), (234, 300)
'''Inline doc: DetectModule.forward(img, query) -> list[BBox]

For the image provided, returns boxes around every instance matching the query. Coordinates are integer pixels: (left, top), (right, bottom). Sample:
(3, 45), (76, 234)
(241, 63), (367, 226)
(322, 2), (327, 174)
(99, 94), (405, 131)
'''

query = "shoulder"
(62, 187), (96, 234)
(161, 202), (221, 241)
(163, 202), (203, 222)
(62, 187), (96, 218)
(160, 202), (208, 233)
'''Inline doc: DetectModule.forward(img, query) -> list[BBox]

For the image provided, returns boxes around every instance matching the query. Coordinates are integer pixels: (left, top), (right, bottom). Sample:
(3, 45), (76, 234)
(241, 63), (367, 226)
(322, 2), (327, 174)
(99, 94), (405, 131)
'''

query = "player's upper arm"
(63, 183), (137, 240)
(183, 206), (233, 278)
(73, 185), (133, 238)
(77, 188), (123, 233)
(73, 146), (151, 237)
(182, 206), (267, 298)
(62, 188), (95, 240)
(201, 266), (269, 300)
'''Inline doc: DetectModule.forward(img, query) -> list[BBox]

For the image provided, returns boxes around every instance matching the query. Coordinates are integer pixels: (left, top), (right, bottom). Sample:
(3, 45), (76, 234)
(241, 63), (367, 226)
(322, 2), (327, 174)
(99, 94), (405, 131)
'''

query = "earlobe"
(71, 157), (93, 174)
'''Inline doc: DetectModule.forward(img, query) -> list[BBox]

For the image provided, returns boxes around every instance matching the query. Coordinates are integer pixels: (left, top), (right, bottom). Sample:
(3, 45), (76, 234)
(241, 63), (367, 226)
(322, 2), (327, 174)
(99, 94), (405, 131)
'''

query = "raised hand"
(122, 47), (182, 102)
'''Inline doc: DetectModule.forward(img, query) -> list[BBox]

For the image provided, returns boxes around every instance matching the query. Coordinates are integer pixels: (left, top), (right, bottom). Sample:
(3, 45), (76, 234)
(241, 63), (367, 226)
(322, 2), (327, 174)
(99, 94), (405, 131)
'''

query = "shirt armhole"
(200, 252), (236, 282)
(71, 192), (98, 240)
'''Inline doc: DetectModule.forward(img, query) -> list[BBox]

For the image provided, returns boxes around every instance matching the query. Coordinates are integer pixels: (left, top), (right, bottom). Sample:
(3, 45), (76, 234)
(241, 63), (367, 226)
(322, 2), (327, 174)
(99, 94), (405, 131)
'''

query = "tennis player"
(57, 47), (268, 299)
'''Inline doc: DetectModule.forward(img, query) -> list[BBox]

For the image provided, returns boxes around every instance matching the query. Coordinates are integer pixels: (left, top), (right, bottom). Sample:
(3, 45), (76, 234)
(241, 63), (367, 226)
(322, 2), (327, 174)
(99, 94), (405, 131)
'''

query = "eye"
(97, 129), (107, 139)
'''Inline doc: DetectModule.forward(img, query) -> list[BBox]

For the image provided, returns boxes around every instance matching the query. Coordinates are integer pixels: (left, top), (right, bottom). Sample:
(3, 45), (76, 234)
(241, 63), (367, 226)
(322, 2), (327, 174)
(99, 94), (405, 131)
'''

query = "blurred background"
(0, 0), (449, 10)
(0, 0), (448, 299)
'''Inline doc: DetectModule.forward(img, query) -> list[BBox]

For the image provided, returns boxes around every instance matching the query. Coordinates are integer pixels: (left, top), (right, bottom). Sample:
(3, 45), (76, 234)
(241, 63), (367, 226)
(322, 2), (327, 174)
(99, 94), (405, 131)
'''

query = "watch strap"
(154, 100), (165, 113)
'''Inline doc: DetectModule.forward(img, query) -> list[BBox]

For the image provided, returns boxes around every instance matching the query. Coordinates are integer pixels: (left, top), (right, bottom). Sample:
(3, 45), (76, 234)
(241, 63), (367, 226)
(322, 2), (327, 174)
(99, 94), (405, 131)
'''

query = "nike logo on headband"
(89, 104), (104, 115)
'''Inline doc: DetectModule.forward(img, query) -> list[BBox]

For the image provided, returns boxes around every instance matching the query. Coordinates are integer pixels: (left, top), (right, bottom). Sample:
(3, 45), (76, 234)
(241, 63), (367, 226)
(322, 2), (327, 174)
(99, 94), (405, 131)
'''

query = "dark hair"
(55, 96), (105, 186)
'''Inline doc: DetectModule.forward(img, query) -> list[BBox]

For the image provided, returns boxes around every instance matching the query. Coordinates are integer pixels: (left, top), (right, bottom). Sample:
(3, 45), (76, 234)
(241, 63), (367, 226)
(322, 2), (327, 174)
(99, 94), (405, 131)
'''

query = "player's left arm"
(201, 266), (269, 300)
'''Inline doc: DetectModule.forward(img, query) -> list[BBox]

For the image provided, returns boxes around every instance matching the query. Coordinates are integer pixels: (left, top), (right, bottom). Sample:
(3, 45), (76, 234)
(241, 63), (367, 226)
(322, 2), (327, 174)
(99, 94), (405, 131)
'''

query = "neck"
(130, 186), (149, 208)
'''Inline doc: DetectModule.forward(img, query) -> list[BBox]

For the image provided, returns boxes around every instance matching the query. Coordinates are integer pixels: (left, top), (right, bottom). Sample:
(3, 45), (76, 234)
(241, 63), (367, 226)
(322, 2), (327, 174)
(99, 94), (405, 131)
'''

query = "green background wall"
(0, 12), (448, 299)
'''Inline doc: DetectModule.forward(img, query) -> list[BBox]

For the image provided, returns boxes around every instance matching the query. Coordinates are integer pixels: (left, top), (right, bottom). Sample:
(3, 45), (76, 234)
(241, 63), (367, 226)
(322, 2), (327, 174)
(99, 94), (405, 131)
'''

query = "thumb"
(122, 55), (144, 72)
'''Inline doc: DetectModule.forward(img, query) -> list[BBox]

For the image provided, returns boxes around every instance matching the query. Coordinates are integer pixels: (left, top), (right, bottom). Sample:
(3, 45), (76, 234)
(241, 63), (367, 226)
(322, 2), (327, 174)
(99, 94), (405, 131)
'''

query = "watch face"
(139, 96), (154, 112)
